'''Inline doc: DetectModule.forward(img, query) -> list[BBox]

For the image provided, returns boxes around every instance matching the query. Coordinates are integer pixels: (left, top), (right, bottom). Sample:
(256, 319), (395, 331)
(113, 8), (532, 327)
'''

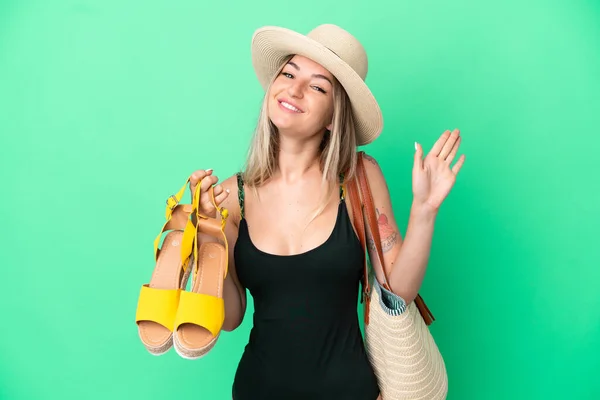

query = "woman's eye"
(312, 86), (326, 94)
(282, 72), (293, 78)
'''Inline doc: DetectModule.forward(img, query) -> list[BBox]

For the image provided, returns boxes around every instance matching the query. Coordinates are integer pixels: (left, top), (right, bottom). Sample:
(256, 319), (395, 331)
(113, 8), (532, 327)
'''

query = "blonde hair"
(242, 56), (358, 222)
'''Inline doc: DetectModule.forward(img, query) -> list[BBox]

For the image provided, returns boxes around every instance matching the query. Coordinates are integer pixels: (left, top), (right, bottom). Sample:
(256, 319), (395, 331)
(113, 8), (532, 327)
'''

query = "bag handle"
(346, 169), (372, 324)
(349, 151), (435, 326)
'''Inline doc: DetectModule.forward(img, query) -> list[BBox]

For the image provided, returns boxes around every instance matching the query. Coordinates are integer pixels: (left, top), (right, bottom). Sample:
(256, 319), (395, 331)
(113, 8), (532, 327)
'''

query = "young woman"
(189, 24), (465, 400)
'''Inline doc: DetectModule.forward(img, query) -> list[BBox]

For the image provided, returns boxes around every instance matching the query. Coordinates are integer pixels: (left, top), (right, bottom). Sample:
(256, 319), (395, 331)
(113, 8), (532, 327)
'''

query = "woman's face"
(267, 55), (335, 138)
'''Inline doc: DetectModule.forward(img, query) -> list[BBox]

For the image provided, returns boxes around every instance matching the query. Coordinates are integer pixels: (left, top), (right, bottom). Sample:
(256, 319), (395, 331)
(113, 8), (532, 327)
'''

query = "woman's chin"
(269, 115), (298, 132)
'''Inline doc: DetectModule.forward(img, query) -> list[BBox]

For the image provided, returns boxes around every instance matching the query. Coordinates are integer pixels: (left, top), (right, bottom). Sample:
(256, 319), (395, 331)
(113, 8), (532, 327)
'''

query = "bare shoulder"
(360, 152), (389, 194)
(220, 173), (240, 193)
(361, 152), (381, 170)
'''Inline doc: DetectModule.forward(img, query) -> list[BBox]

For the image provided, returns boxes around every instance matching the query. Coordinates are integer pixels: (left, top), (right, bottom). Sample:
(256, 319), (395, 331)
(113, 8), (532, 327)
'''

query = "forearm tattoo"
(367, 208), (398, 254)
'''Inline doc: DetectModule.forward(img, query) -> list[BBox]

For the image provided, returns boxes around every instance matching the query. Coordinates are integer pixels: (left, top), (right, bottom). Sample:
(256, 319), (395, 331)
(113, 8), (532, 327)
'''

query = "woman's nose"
(287, 81), (304, 99)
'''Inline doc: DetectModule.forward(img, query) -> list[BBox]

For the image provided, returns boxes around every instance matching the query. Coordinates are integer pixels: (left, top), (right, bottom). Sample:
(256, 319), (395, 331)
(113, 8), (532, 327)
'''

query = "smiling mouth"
(278, 100), (303, 113)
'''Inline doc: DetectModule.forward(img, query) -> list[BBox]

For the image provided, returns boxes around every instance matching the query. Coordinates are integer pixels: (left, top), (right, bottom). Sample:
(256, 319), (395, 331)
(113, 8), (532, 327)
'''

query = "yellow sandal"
(135, 179), (198, 356)
(173, 180), (229, 360)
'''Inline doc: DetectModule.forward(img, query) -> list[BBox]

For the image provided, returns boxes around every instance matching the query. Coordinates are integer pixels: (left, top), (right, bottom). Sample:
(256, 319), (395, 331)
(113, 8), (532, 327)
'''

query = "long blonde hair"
(242, 56), (358, 222)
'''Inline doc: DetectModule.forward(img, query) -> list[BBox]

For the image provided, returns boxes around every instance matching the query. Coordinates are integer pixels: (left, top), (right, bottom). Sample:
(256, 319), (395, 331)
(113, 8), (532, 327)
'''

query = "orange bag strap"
(348, 151), (435, 326)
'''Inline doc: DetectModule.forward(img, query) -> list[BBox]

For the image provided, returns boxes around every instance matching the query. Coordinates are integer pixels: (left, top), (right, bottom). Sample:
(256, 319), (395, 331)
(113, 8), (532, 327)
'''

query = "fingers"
(438, 129), (460, 160)
(213, 184), (224, 197)
(214, 185), (231, 206)
(200, 174), (219, 191)
(428, 128), (461, 159)
(198, 174), (223, 213)
(186, 169), (231, 217)
(190, 169), (213, 193)
(212, 183), (226, 201)
(451, 154), (466, 175)
(445, 135), (462, 164)
(414, 141), (424, 170)
(428, 130), (451, 157)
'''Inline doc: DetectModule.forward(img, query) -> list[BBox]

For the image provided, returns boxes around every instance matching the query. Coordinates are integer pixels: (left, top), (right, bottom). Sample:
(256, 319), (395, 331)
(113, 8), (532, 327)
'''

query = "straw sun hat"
(250, 24), (383, 146)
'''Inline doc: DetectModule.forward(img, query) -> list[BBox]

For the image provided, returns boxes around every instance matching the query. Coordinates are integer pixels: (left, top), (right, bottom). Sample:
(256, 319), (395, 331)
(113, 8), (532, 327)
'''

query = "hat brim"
(251, 26), (383, 146)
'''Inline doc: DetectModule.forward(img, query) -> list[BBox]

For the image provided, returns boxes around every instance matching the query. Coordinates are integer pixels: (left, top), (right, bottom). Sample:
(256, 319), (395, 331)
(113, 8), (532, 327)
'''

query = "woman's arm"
(359, 154), (430, 304)
(362, 129), (464, 303)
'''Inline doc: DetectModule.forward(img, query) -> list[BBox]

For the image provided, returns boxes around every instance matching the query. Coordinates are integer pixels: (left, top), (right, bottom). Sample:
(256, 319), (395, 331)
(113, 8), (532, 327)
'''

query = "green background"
(1, 0), (599, 399)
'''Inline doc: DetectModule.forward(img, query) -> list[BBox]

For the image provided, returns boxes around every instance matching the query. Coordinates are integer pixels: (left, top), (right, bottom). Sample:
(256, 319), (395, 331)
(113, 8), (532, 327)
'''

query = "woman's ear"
(326, 121), (333, 131)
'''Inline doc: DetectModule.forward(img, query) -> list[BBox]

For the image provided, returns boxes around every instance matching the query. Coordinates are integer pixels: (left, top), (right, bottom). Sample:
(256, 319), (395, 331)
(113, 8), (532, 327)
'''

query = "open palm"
(413, 129), (465, 210)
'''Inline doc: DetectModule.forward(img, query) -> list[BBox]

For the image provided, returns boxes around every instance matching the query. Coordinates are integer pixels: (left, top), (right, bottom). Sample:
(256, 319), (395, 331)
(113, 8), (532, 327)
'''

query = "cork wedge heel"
(173, 181), (229, 360)
(135, 179), (198, 356)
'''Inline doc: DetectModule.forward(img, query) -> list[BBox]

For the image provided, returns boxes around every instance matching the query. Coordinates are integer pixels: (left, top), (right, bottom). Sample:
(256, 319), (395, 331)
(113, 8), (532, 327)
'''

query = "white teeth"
(281, 101), (301, 112)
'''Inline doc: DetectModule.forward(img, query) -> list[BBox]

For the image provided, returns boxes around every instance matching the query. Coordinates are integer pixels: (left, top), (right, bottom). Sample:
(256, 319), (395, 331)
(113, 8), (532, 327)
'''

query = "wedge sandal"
(173, 181), (229, 360)
(135, 179), (198, 355)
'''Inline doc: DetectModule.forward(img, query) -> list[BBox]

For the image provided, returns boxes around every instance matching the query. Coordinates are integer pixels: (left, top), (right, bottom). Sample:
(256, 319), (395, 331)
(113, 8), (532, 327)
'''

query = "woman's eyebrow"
(287, 61), (333, 85)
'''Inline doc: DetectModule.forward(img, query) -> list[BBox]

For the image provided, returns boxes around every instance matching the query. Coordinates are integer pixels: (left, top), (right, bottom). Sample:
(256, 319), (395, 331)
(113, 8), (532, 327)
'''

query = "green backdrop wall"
(1, 1), (599, 399)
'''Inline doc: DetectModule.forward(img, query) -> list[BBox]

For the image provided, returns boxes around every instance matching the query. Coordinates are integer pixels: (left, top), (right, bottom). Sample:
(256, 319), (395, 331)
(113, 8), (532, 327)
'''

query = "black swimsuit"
(231, 174), (380, 400)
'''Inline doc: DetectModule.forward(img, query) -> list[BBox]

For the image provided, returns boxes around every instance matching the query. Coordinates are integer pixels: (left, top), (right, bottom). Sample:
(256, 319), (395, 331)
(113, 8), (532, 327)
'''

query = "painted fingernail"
(226, 189), (230, 193)
(206, 168), (213, 173)
(414, 142), (418, 150)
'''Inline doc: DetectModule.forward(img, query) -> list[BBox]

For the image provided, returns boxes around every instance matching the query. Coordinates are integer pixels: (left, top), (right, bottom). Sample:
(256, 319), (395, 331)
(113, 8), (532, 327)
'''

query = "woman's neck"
(275, 134), (323, 184)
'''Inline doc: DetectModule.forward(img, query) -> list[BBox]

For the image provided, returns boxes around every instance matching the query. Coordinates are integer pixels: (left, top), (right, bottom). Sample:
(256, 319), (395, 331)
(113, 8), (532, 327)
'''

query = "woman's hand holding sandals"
(189, 169), (231, 218)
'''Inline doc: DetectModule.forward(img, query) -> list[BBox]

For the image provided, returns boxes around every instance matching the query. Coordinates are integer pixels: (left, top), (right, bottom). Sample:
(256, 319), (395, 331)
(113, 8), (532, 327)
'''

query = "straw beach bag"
(347, 152), (448, 400)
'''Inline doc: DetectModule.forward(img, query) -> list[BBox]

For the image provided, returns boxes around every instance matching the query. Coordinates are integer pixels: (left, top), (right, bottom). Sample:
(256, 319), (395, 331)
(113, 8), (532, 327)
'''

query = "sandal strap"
(174, 291), (225, 337)
(165, 179), (189, 219)
(153, 178), (193, 261)
(181, 179), (229, 282)
(135, 285), (181, 331)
